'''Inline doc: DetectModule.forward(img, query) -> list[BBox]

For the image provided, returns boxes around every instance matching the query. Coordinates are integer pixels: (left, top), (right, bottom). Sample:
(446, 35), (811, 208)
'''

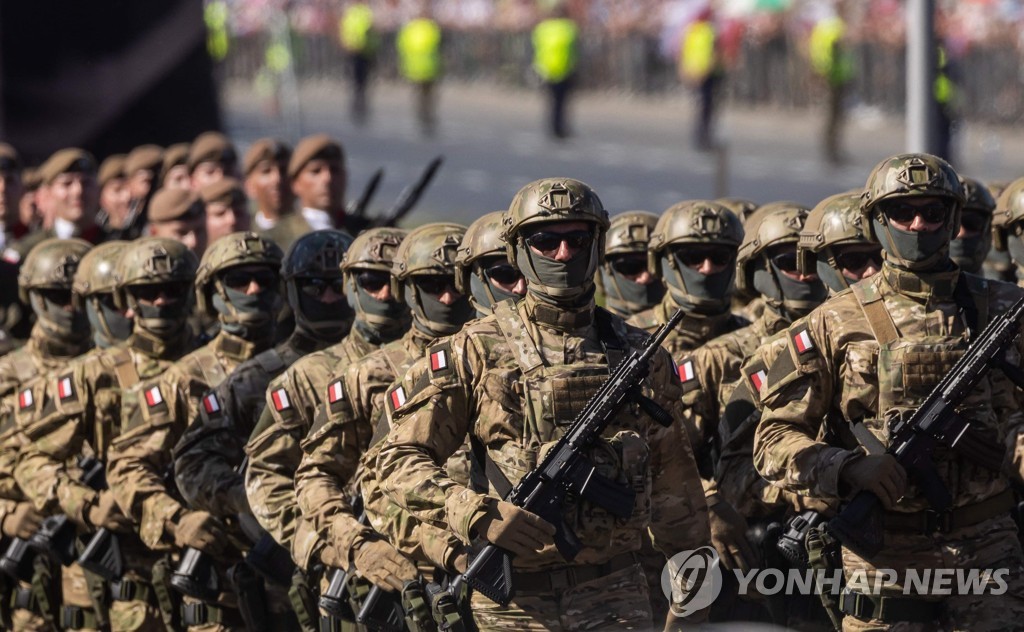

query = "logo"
(662, 546), (723, 617)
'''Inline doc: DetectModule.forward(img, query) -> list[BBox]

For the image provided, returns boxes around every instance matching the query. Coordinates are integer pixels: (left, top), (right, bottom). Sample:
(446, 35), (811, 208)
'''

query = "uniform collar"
(657, 294), (731, 337)
(212, 329), (266, 362)
(880, 261), (959, 301)
(287, 328), (324, 355)
(522, 292), (594, 332)
(130, 326), (192, 360)
(29, 323), (90, 359)
(758, 301), (792, 337)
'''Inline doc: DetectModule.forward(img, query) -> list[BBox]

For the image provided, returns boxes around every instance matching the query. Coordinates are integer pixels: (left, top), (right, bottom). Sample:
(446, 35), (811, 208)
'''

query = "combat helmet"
(861, 153), (965, 270)
(73, 240), (133, 345)
(456, 211), (524, 312)
(716, 198), (759, 225)
(738, 201), (826, 315)
(281, 229), (355, 337)
(113, 237), (198, 336)
(599, 210), (663, 318)
(392, 222), (470, 336)
(19, 237), (92, 338)
(194, 231), (284, 326)
(341, 227), (409, 333)
(950, 176), (996, 273)
(799, 190), (878, 292)
(648, 200), (743, 311)
(502, 178), (608, 301)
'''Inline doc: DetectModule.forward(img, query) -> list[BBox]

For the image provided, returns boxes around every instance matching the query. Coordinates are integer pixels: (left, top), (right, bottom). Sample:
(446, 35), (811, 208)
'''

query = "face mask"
(469, 273), (521, 312)
(135, 300), (189, 337)
(409, 286), (474, 337)
(772, 262), (828, 314)
(948, 234), (988, 274)
(664, 254), (734, 313)
(294, 290), (352, 339)
(215, 287), (279, 338)
(32, 293), (90, 340)
(873, 217), (950, 271)
(517, 242), (596, 304)
(86, 299), (133, 347)
(816, 259), (851, 293)
(349, 283), (410, 329)
(601, 268), (664, 313)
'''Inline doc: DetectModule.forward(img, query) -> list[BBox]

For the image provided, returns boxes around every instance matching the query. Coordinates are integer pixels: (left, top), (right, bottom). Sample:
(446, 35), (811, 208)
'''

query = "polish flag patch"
(57, 377), (74, 400)
(271, 388), (291, 411)
(18, 388), (33, 410)
(390, 387), (407, 410)
(749, 369), (767, 392)
(430, 349), (448, 371)
(793, 329), (815, 354)
(328, 380), (344, 404)
(203, 393), (220, 414)
(145, 386), (163, 407)
(677, 360), (696, 383)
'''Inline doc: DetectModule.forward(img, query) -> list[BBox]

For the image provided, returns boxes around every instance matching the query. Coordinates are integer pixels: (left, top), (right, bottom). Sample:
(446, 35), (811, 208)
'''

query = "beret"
(288, 134), (344, 179)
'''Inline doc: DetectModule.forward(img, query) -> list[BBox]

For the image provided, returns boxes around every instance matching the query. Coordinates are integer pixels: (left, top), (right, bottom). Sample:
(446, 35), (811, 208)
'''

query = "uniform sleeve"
(173, 382), (247, 518)
(377, 341), (480, 543)
(14, 368), (101, 525)
(753, 318), (859, 500)
(107, 371), (189, 549)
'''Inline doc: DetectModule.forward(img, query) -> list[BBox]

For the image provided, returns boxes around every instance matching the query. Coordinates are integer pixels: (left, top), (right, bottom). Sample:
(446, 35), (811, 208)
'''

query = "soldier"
(992, 176), (1024, 286)
(796, 190), (882, 295)
(244, 228), (409, 629)
(200, 178), (251, 245)
(455, 210), (527, 318)
(294, 223), (473, 600)
(288, 135), (347, 236)
(597, 210), (664, 319)
(106, 232), (283, 631)
(188, 132), (239, 192)
(97, 155), (130, 238)
(15, 237), (200, 632)
(755, 153), (1024, 630)
(124, 145), (163, 205)
(145, 188), (207, 256)
(376, 179), (711, 628)
(72, 240), (134, 350)
(161, 144), (192, 192)
(948, 176), (996, 275)
(243, 139), (299, 251)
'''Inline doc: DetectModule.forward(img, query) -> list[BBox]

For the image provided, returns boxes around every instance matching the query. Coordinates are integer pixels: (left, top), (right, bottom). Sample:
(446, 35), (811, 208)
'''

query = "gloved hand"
(87, 490), (133, 533)
(471, 500), (555, 557)
(839, 454), (907, 509)
(319, 542), (345, 569)
(172, 510), (227, 555)
(352, 537), (418, 592)
(2, 502), (43, 539)
(708, 499), (757, 572)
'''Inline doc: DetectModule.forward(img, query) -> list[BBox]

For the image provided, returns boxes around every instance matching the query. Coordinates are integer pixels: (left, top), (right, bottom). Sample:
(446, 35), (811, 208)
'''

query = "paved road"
(224, 80), (1024, 226)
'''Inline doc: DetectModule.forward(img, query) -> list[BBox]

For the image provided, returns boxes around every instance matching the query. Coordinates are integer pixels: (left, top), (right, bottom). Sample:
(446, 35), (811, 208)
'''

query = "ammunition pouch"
(806, 526), (843, 631)
(180, 601), (245, 628)
(60, 604), (100, 630)
(151, 555), (182, 631)
(170, 547), (219, 600)
(401, 580), (433, 632)
(288, 566), (320, 632)
(776, 510), (826, 569)
(31, 551), (60, 625)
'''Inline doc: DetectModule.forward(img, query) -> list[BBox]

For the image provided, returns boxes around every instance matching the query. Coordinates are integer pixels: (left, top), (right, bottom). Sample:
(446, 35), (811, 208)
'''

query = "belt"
(11, 586), (37, 612)
(884, 489), (1015, 534)
(110, 578), (153, 603)
(181, 601), (245, 628)
(61, 605), (101, 630)
(513, 552), (638, 593)
(838, 588), (942, 623)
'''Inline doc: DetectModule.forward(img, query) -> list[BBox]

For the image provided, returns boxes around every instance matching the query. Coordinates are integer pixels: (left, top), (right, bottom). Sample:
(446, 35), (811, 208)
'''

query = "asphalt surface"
(224, 79), (1024, 226)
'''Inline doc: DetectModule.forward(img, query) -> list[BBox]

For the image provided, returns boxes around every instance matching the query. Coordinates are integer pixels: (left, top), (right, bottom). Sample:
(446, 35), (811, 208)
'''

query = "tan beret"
(243, 138), (292, 177)
(188, 131), (237, 172)
(199, 177), (245, 206)
(149, 188), (201, 223)
(162, 143), (190, 174)
(0, 143), (21, 172)
(288, 134), (344, 179)
(22, 168), (41, 191)
(39, 148), (97, 184)
(124, 144), (163, 176)
(98, 154), (127, 187)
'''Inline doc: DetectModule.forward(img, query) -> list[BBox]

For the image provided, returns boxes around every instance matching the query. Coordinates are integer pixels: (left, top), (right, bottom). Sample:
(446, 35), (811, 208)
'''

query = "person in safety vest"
(679, 7), (723, 151)
(532, 5), (579, 139)
(397, 9), (442, 137)
(340, 1), (378, 125)
(809, 4), (854, 165)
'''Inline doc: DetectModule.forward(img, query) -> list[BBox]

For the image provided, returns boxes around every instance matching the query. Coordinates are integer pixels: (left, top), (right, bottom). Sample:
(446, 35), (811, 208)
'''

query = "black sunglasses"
(769, 252), (800, 273)
(674, 246), (734, 268)
(413, 275), (456, 296)
(835, 249), (883, 272)
(879, 200), (950, 225)
(524, 230), (593, 255)
(484, 264), (522, 285)
(355, 270), (391, 293)
(220, 268), (278, 291)
(609, 256), (648, 277)
(37, 288), (73, 306)
(95, 292), (119, 310)
(299, 277), (345, 298)
(129, 282), (190, 302)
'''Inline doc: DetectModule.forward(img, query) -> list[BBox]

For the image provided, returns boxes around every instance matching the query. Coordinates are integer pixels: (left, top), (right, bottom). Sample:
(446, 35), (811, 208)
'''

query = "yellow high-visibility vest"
(809, 16), (853, 85)
(397, 18), (441, 83)
(340, 3), (375, 53)
(935, 47), (953, 105)
(205, 1), (229, 62)
(680, 20), (716, 82)
(532, 18), (578, 83)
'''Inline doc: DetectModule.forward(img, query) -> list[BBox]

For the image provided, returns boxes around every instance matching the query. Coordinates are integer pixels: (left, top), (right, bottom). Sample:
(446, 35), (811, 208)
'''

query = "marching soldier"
(289, 135), (347, 236)
(376, 179), (711, 628)
(243, 139), (299, 252)
(15, 238), (200, 632)
(188, 132), (239, 192)
(755, 153), (1024, 630)
(949, 176), (996, 274)
(455, 210), (527, 318)
(795, 190), (882, 296)
(597, 210), (664, 319)
(106, 232), (284, 631)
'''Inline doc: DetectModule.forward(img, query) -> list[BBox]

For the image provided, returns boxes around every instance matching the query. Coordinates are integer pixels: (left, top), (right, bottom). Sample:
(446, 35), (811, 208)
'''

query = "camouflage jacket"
(755, 264), (1024, 513)
(377, 296), (710, 572)
(14, 330), (193, 526)
(107, 330), (267, 550)
(627, 294), (749, 360)
(173, 330), (324, 519)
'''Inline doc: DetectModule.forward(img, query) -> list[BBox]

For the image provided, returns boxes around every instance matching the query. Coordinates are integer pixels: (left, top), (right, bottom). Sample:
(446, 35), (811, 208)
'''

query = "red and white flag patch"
(430, 349), (448, 371)
(203, 393), (220, 414)
(271, 388), (291, 411)
(18, 388), (33, 410)
(145, 386), (163, 407)
(390, 386), (406, 409)
(328, 380), (344, 404)
(57, 377), (74, 400)
(677, 360), (696, 383)
(794, 329), (814, 354)
(749, 369), (767, 392)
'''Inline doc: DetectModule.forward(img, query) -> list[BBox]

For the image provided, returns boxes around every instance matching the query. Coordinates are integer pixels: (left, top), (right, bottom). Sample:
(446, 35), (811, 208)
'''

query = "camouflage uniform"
(755, 154), (1024, 630)
(596, 210), (664, 319)
(377, 180), (711, 629)
(992, 176), (1024, 288)
(14, 238), (196, 632)
(455, 210), (525, 318)
(949, 177), (996, 275)
(0, 238), (93, 631)
(106, 232), (282, 632)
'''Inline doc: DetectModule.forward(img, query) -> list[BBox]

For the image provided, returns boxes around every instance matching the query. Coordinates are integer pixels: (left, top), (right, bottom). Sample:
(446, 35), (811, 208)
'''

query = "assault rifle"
(829, 295), (1024, 559)
(452, 307), (685, 606)
(318, 503), (369, 625)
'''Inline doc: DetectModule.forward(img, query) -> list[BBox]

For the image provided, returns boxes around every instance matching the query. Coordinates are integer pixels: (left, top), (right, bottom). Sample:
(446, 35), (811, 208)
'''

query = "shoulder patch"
(56, 374), (77, 402)
(676, 357), (701, 394)
(747, 361), (767, 393)
(428, 344), (451, 375)
(790, 326), (816, 356)
(144, 385), (165, 408)
(327, 379), (346, 414)
(18, 387), (34, 411)
(202, 392), (221, 415)
(387, 385), (407, 412)
(271, 388), (292, 412)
